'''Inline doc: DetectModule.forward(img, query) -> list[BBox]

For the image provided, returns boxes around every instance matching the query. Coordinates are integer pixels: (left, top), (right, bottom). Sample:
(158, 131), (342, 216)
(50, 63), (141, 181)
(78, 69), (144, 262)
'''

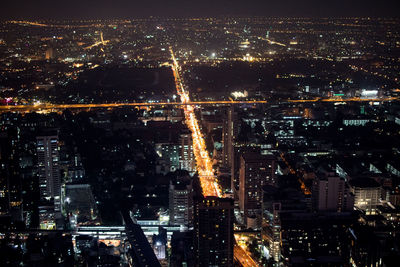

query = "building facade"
(179, 131), (195, 173)
(169, 177), (193, 226)
(312, 175), (354, 212)
(194, 197), (234, 267)
(350, 178), (381, 215)
(37, 135), (61, 212)
(239, 152), (276, 224)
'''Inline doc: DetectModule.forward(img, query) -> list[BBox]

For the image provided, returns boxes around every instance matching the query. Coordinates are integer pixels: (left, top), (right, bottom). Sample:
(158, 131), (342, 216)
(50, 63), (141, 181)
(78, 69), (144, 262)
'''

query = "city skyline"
(1, 13), (400, 267)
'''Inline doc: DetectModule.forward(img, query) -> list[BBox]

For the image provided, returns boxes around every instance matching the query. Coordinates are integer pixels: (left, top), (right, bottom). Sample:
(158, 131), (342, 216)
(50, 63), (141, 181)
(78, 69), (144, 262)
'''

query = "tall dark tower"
(37, 134), (61, 212)
(194, 197), (234, 267)
(222, 106), (237, 192)
(239, 152), (276, 226)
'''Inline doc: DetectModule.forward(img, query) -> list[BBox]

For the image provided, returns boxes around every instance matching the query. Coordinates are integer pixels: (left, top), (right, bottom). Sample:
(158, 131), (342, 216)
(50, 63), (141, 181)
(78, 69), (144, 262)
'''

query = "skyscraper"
(222, 106), (237, 191)
(194, 197), (234, 267)
(239, 152), (276, 225)
(169, 175), (193, 226)
(37, 134), (61, 212)
(231, 144), (260, 194)
(179, 130), (195, 173)
(222, 106), (235, 167)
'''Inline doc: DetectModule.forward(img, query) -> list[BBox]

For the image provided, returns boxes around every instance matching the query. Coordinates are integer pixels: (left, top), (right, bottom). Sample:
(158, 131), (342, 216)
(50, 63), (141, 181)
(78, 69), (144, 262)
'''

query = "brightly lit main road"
(1, 98), (397, 114)
(170, 47), (221, 197)
(0, 100), (272, 113)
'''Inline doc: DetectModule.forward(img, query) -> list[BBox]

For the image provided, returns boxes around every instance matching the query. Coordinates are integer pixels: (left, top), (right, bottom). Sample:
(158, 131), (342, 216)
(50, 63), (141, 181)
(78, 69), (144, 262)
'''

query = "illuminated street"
(0, 97), (396, 114)
(234, 233), (261, 267)
(170, 47), (221, 197)
(0, 100), (269, 113)
(234, 244), (260, 267)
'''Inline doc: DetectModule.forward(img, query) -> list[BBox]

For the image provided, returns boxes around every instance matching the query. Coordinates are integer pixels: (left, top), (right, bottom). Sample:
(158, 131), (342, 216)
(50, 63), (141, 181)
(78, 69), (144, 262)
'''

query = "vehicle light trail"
(234, 234), (260, 267)
(170, 47), (221, 197)
(0, 97), (397, 114)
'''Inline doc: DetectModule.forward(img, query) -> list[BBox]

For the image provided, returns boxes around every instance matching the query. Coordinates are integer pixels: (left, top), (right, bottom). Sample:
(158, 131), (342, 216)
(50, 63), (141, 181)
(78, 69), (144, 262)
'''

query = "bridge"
(0, 97), (397, 114)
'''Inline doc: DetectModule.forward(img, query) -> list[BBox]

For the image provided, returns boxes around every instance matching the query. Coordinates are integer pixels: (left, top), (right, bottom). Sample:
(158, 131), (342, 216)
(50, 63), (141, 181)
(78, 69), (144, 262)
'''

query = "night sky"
(1, 0), (399, 19)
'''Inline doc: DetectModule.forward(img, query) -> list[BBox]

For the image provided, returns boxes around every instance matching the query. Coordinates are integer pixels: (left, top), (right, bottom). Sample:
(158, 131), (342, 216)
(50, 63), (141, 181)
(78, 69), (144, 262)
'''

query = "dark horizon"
(1, 0), (399, 20)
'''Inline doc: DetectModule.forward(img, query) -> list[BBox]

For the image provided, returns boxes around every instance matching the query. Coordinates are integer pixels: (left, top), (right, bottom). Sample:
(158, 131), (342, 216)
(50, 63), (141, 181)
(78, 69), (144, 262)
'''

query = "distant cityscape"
(0, 17), (400, 266)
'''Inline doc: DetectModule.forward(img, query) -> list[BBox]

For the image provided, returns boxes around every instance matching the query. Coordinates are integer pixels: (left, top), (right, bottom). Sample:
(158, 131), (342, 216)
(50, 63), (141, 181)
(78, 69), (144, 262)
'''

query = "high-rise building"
(179, 130), (195, 173)
(169, 175), (193, 226)
(37, 134), (61, 212)
(239, 152), (276, 224)
(222, 107), (238, 191)
(231, 144), (260, 193)
(222, 107), (236, 166)
(312, 174), (354, 212)
(194, 197), (234, 267)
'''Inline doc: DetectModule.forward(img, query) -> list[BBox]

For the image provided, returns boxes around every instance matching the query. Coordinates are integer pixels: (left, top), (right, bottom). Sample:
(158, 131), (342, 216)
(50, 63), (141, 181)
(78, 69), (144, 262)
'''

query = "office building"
(239, 152), (276, 224)
(231, 144), (260, 193)
(222, 107), (239, 192)
(179, 130), (195, 173)
(169, 175), (193, 226)
(312, 175), (354, 212)
(37, 134), (61, 212)
(222, 107), (236, 167)
(194, 197), (234, 267)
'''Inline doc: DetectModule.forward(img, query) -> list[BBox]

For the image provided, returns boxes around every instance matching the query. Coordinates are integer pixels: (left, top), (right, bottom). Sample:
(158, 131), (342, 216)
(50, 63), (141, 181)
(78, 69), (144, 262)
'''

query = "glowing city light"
(170, 47), (222, 197)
